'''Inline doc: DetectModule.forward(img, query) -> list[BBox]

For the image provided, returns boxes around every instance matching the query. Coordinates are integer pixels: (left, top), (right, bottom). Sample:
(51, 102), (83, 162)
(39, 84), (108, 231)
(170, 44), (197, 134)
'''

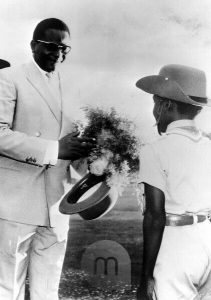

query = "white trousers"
(154, 219), (211, 300)
(0, 218), (68, 300)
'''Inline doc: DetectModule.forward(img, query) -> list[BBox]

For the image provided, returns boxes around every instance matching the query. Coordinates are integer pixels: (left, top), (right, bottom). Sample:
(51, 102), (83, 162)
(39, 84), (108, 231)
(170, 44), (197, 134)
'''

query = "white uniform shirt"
(139, 119), (211, 215)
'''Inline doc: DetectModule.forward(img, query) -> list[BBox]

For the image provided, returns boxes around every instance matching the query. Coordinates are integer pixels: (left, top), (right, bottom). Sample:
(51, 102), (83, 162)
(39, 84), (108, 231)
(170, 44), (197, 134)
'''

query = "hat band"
(156, 95), (207, 106)
(189, 96), (207, 104)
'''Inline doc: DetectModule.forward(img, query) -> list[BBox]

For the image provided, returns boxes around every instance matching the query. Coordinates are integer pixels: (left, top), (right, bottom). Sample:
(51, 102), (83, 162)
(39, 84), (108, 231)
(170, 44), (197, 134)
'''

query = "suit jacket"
(0, 61), (75, 226)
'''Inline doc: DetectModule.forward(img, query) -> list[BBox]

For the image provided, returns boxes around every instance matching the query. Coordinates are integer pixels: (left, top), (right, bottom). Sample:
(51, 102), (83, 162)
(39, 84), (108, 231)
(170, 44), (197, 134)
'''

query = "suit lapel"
(25, 61), (61, 123)
(59, 73), (75, 138)
(59, 72), (70, 137)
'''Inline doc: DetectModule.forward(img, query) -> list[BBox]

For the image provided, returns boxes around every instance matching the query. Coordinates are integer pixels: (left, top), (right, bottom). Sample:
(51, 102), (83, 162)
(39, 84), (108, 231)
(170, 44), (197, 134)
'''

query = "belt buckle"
(192, 214), (198, 224)
(186, 213), (198, 224)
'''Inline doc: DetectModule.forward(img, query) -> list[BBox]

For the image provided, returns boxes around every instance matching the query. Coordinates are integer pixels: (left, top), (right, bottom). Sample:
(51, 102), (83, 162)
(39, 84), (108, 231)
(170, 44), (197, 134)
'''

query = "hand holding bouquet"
(59, 106), (141, 220)
(79, 106), (140, 193)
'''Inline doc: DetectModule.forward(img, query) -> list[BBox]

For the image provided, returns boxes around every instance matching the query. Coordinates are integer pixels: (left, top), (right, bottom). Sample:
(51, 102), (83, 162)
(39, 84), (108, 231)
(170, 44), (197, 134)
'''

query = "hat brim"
(136, 75), (211, 107)
(0, 59), (10, 69)
(59, 173), (118, 220)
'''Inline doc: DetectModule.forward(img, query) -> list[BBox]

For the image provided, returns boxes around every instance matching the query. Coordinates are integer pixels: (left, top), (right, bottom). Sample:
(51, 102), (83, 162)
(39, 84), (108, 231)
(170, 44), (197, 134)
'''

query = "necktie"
(45, 72), (53, 81)
(45, 72), (61, 108)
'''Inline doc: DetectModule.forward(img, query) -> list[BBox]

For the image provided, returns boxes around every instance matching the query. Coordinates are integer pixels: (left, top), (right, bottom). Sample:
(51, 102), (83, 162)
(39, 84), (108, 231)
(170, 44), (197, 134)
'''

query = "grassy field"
(59, 207), (144, 300)
(25, 186), (144, 300)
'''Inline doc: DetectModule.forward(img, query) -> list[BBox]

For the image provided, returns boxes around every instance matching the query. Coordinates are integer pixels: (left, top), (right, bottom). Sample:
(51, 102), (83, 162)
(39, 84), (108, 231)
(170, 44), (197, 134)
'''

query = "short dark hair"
(155, 95), (203, 119)
(32, 18), (70, 41)
(175, 96), (203, 118)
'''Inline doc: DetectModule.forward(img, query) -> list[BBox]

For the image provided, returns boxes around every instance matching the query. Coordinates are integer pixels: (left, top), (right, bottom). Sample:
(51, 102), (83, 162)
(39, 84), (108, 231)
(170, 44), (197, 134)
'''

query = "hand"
(58, 131), (96, 161)
(136, 277), (155, 300)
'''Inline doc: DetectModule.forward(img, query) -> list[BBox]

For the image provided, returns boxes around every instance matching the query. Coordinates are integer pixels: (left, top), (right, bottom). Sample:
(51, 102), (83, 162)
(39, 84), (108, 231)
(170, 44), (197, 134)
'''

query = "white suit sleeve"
(0, 68), (50, 166)
(43, 141), (58, 165)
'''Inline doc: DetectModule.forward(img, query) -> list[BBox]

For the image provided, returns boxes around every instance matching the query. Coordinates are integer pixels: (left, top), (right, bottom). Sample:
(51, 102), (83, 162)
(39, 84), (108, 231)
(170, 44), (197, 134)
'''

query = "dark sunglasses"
(36, 40), (71, 55)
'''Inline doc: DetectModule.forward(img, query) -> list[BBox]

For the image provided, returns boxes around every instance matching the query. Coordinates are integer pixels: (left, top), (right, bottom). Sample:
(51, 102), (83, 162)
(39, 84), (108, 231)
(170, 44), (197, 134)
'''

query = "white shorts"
(154, 219), (211, 300)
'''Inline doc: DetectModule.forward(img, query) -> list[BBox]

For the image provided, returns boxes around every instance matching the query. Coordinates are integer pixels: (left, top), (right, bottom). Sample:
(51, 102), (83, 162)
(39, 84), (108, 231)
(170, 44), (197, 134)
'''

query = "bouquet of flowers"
(76, 106), (140, 195)
(59, 106), (141, 220)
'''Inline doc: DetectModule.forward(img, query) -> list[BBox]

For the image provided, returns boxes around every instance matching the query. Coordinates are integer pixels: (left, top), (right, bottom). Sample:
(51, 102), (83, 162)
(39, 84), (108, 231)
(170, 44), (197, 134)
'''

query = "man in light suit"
(0, 18), (95, 300)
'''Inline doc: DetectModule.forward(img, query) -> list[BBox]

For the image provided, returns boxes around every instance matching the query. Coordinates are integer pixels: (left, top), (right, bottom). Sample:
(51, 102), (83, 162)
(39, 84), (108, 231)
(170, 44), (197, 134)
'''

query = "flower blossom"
(89, 156), (109, 176)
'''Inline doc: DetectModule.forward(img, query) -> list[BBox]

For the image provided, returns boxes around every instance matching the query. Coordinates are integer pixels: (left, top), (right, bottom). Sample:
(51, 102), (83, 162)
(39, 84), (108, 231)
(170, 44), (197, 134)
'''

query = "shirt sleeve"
(139, 144), (166, 193)
(43, 141), (58, 165)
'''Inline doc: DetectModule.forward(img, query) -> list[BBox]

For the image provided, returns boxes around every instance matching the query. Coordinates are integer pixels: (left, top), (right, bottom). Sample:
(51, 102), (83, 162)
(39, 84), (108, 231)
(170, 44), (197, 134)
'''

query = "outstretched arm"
(0, 70), (95, 165)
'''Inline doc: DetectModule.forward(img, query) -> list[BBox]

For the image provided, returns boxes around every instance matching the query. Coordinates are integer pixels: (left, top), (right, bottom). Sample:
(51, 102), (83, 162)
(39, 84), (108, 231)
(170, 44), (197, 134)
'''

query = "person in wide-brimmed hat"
(136, 64), (211, 300)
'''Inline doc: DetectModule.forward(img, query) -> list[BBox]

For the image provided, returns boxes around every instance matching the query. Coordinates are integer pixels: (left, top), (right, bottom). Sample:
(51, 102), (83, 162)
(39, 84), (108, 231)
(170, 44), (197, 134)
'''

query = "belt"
(166, 214), (209, 226)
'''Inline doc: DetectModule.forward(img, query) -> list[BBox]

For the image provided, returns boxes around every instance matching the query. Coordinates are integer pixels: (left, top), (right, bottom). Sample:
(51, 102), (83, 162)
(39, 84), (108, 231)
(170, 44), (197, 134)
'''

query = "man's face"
(31, 28), (71, 72)
(153, 96), (162, 123)
(153, 95), (171, 135)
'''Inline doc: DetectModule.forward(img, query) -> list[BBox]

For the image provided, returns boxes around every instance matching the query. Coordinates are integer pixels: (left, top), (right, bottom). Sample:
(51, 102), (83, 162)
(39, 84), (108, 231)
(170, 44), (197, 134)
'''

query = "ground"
(25, 186), (143, 300)
(59, 210), (143, 300)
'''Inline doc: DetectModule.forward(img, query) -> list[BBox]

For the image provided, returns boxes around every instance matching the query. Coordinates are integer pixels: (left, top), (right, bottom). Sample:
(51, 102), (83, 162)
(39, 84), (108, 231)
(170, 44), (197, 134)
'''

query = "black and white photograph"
(0, 1), (211, 299)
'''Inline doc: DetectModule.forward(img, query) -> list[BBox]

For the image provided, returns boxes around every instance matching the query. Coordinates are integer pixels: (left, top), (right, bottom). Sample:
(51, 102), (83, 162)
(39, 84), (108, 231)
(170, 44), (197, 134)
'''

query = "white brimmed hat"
(136, 64), (211, 107)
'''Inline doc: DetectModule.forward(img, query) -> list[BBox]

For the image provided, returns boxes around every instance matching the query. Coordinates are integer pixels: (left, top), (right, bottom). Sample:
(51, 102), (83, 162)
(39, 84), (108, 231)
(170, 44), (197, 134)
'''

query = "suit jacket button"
(35, 131), (41, 137)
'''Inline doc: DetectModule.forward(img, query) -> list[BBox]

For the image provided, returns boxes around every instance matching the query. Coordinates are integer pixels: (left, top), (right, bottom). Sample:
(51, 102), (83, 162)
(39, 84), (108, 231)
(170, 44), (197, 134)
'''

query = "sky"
(1, 0), (211, 142)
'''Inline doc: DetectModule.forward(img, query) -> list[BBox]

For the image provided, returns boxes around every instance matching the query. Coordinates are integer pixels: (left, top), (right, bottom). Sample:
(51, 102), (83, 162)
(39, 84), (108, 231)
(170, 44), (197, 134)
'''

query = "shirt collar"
(165, 119), (202, 141)
(167, 120), (196, 132)
(31, 59), (55, 79)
